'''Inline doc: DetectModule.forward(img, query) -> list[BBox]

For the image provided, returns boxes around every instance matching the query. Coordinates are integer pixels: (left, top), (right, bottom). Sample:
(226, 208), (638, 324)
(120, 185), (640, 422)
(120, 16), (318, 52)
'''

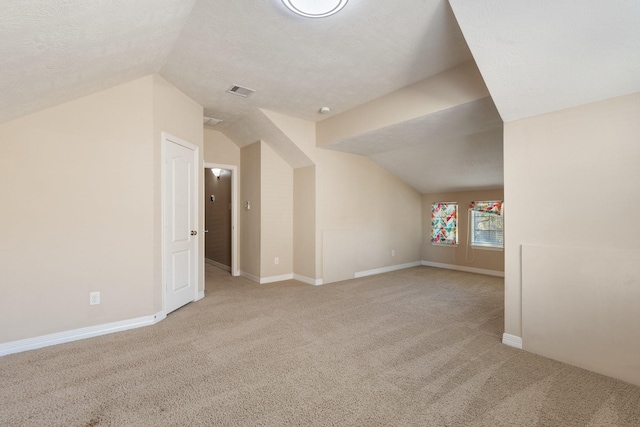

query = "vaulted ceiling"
(1, 0), (638, 193)
(450, 0), (640, 122)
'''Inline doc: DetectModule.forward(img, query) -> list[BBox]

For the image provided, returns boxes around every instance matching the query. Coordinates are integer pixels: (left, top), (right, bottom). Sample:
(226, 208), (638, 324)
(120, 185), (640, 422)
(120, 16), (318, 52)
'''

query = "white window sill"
(470, 245), (503, 252)
(432, 243), (459, 247)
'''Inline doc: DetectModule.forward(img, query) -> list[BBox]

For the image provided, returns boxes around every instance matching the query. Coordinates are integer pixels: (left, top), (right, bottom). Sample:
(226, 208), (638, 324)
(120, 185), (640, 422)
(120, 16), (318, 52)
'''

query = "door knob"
(191, 230), (197, 236)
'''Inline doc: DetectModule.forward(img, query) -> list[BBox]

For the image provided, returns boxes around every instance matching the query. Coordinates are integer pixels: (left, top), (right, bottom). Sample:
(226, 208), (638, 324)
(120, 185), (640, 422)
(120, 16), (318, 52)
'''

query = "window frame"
(469, 206), (504, 250)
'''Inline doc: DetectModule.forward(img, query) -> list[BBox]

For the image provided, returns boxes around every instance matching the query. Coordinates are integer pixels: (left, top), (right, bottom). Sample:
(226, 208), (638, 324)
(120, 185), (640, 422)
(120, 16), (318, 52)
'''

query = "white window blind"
(469, 201), (503, 249)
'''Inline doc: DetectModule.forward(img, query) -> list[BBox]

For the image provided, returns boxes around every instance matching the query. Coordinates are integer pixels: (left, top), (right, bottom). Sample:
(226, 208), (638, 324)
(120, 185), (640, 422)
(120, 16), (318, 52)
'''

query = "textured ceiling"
(0, 0), (486, 194)
(326, 97), (503, 193)
(161, 0), (473, 126)
(7, 1), (633, 193)
(0, 0), (197, 124)
(449, 0), (640, 122)
(224, 109), (314, 169)
(371, 128), (503, 194)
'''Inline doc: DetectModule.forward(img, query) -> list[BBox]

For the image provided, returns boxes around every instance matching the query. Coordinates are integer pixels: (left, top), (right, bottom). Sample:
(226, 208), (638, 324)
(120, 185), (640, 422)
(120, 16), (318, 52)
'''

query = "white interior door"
(164, 135), (198, 314)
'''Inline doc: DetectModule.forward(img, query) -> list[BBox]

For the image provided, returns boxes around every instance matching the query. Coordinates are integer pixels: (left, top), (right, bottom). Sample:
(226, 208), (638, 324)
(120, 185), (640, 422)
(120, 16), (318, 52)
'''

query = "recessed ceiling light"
(281, 0), (348, 18)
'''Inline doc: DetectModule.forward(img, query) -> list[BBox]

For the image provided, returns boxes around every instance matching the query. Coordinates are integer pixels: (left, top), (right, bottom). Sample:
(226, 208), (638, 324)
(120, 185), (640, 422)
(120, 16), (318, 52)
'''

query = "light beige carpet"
(1, 266), (639, 426)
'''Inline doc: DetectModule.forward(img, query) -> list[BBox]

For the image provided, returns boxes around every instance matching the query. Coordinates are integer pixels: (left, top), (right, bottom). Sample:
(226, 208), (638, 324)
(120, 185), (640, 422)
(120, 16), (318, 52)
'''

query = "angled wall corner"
(223, 109), (314, 169)
(231, 111), (318, 284)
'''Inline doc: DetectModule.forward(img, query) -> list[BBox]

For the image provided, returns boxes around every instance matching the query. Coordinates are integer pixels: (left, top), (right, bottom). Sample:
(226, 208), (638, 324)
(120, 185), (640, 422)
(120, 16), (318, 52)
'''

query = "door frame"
(204, 162), (240, 277)
(162, 132), (201, 315)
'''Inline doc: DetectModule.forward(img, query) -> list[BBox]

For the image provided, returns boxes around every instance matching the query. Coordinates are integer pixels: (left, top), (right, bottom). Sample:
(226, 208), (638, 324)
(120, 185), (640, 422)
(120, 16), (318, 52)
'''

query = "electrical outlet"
(90, 291), (100, 305)
(274, 257), (279, 265)
(391, 249), (396, 257)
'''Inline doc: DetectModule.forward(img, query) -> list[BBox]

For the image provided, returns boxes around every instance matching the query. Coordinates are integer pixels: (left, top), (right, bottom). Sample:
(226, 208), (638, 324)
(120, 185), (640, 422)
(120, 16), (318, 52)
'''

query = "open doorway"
(204, 163), (239, 277)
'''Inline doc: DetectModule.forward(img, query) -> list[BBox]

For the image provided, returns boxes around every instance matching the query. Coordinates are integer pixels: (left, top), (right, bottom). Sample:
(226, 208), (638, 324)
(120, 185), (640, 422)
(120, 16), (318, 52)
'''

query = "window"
(431, 202), (458, 245)
(469, 201), (503, 249)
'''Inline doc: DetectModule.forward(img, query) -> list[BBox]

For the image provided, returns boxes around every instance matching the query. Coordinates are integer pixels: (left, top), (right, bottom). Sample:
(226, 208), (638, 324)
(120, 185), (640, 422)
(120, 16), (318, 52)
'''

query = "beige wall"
(315, 150), (422, 281)
(0, 77), (154, 343)
(0, 75), (202, 345)
(293, 166), (316, 280)
(204, 171), (232, 267)
(504, 92), (640, 386)
(422, 189), (504, 274)
(151, 74), (204, 305)
(260, 142), (294, 278)
(204, 128), (240, 166)
(262, 110), (423, 283)
(240, 142), (261, 278)
(237, 139), (295, 281)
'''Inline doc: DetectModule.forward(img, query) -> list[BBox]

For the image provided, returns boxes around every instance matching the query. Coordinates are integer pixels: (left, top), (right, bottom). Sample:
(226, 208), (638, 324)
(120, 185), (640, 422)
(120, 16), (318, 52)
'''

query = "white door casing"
(163, 133), (199, 314)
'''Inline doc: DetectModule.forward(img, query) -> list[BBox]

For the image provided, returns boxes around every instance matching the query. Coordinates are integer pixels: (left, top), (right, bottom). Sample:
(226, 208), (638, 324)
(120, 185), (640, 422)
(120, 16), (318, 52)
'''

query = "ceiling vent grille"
(203, 117), (223, 126)
(227, 84), (255, 98)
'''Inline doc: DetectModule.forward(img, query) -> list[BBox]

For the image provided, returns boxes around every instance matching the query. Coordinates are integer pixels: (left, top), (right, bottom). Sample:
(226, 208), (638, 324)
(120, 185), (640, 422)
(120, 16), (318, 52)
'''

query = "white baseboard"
(205, 258), (231, 272)
(240, 271), (260, 283)
(421, 260), (505, 277)
(0, 311), (166, 357)
(241, 271), (317, 285)
(260, 274), (294, 284)
(196, 290), (205, 301)
(502, 333), (523, 349)
(293, 274), (323, 286)
(354, 261), (422, 279)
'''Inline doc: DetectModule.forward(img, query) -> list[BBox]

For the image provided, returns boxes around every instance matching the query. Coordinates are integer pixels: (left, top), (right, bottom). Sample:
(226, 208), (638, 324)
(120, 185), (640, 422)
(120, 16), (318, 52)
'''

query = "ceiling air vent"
(227, 84), (255, 98)
(203, 117), (223, 126)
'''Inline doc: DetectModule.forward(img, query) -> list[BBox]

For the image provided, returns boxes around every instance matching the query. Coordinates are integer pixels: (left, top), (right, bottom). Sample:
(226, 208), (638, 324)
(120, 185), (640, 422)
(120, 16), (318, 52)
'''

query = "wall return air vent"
(227, 84), (255, 98)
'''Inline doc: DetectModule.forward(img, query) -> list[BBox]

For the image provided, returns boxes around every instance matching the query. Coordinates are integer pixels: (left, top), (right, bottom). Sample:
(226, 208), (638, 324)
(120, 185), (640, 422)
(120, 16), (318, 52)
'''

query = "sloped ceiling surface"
(449, 0), (640, 122)
(4, 1), (633, 193)
(371, 128), (503, 194)
(224, 109), (314, 169)
(326, 97), (503, 193)
(328, 98), (501, 156)
(161, 0), (472, 126)
(0, 0), (198, 123)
